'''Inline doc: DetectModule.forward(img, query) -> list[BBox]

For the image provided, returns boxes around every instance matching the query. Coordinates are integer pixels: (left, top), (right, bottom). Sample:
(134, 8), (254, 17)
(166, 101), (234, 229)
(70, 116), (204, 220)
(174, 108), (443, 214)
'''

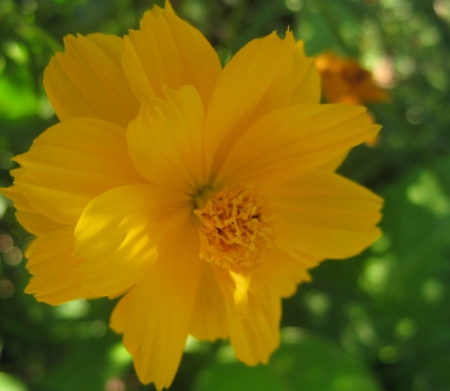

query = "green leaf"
(194, 329), (382, 391)
(0, 372), (28, 391)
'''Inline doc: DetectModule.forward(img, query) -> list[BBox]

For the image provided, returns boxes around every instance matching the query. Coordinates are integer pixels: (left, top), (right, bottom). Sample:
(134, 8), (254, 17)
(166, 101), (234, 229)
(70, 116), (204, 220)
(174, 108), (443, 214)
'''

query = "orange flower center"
(194, 187), (276, 272)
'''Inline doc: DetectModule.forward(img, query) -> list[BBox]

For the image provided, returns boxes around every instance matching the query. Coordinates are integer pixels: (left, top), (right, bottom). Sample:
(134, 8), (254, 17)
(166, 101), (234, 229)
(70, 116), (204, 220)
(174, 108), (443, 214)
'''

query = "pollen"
(194, 187), (276, 272)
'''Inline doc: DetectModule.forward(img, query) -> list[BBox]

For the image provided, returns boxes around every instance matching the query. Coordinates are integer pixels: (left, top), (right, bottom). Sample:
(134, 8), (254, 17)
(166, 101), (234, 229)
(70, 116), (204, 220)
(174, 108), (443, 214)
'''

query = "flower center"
(194, 187), (276, 272)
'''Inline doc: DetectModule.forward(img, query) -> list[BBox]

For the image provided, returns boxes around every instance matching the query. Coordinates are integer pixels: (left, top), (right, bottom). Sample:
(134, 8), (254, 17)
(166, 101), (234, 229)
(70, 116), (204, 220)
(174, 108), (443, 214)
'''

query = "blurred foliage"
(1, 0), (450, 390)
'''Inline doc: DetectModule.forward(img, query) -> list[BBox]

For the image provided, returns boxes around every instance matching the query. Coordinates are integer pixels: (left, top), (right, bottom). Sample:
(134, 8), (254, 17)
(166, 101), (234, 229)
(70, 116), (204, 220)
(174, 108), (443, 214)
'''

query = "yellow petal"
(24, 226), (97, 305)
(266, 171), (383, 259)
(123, 5), (221, 107)
(204, 32), (296, 176)
(1, 185), (63, 236)
(14, 118), (144, 225)
(162, 0), (175, 13)
(109, 220), (202, 390)
(252, 248), (317, 299)
(127, 85), (206, 194)
(43, 34), (138, 127)
(216, 103), (380, 188)
(75, 184), (192, 296)
(319, 151), (349, 172)
(289, 41), (321, 105)
(229, 270), (251, 312)
(227, 294), (281, 365)
(189, 263), (228, 341)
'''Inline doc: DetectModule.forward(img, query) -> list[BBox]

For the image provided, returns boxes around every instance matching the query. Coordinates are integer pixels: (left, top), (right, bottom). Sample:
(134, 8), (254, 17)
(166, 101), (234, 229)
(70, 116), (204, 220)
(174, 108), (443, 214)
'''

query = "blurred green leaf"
(194, 329), (382, 391)
(0, 372), (28, 391)
(40, 331), (122, 391)
(0, 70), (39, 120)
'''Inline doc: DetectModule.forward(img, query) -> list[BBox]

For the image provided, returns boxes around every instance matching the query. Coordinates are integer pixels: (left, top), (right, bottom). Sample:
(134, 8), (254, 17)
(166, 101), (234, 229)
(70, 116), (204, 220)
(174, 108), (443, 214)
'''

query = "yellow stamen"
(194, 187), (276, 272)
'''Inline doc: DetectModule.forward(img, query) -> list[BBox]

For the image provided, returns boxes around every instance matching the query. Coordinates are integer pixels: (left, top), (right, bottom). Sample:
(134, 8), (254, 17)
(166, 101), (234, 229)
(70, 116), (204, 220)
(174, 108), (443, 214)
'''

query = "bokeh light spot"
(304, 291), (330, 317)
(395, 318), (417, 340)
(378, 346), (399, 364)
(280, 326), (305, 344)
(0, 234), (13, 253)
(4, 247), (23, 267)
(54, 299), (90, 319)
(407, 171), (450, 216)
(421, 279), (443, 303)
(182, 0), (207, 23)
(406, 106), (424, 125)
(370, 234), (391, 254)
(216, 344), (237, 363)
(360, 256), (392, 295)
(108, 343), (133, 367)
(2, 41), (29, 65)
(19, 0), (38, 15)
(0, 279), (15, 298)
(0, 371), (28, 391)
(285, 0), (303, 12)
(104, 377), (125, 391)
(306, 0), (323, 13)
(89, 320), (107, 338)
(434, 0), (450, 22)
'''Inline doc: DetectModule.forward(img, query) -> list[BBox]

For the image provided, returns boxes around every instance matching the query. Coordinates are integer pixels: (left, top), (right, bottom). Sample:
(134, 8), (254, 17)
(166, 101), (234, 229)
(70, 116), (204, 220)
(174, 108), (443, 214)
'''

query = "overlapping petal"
(252, 248), (317, 300)
(127, 85), (206, 194)
(123, 4), (221, 107)
(189, 263), (229, 341)
(226, 294), (281, 365)
(204, 32), (296, 175)
(13, 118), (145, 225)
(1, 183), (63, 236)
(24, 226), (96, 305)
(289, 41), (321, 105)
(44, 34), (138, 126)
(216, 103), (379, 188)
(109, 219), (202, 389)
(266, 171), (382, 259)
(75, 184), (192, 296)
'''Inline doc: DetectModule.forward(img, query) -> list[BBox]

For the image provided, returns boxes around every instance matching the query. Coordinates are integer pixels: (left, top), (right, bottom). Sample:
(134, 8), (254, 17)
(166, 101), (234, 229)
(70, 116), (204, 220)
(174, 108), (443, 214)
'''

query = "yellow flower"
(315, 51), (390, 106)
(1, 3), (382, 389)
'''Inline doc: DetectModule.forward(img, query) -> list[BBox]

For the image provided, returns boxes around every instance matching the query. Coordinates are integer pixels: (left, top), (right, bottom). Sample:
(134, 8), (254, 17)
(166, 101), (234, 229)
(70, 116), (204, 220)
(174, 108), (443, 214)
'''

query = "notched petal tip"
(44, 33), (138, 126)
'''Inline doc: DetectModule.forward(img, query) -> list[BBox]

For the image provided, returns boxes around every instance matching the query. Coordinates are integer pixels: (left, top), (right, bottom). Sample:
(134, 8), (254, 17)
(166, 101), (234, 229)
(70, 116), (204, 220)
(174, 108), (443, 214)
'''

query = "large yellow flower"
(2, 3), (382, 389)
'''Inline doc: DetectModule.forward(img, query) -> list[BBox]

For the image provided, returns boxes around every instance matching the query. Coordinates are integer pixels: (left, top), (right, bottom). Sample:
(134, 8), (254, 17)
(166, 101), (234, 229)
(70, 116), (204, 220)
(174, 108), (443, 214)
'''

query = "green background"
(1, 0), (449, 390)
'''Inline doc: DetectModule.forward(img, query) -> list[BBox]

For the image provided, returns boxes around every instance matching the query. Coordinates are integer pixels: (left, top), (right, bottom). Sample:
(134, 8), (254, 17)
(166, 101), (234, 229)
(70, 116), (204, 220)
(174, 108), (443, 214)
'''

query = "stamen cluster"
(194, 187), (276, 272)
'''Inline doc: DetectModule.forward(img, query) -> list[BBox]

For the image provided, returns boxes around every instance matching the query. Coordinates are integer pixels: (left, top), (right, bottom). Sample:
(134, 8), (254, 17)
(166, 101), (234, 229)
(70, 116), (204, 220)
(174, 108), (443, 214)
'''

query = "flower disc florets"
(194, 187), (276, 272)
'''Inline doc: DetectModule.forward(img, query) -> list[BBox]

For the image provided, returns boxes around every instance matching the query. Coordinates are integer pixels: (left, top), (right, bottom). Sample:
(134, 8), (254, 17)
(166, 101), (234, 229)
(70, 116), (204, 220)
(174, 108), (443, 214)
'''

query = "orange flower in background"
(1, 3), (383, 390)
(315, 51), (390, 106)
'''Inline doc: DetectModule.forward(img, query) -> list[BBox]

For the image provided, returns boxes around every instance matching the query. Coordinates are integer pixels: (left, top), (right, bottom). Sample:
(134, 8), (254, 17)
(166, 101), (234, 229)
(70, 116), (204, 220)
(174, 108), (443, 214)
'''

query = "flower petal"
(289, 41), (321, 105)
(318, 151), (348, 172)
(109, 219), (202, 389)
(266, 171), (382, 259)
(189, 262), (228, 341)
(75, 184), (193, 296)
(127, 85), (206, 194)
(229, 270), (252, 312)
(24, 226), (97, 305)
(43, 34), (138, 127)
(1, 184), (63, 236)
(227, 294), (281, 365)
(122, 5), (221, 107)
(204, 32), (297, 176)
(13, 118), (144, 225)
(216, 103), (380, 188)
(252, 248), (317, 300)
